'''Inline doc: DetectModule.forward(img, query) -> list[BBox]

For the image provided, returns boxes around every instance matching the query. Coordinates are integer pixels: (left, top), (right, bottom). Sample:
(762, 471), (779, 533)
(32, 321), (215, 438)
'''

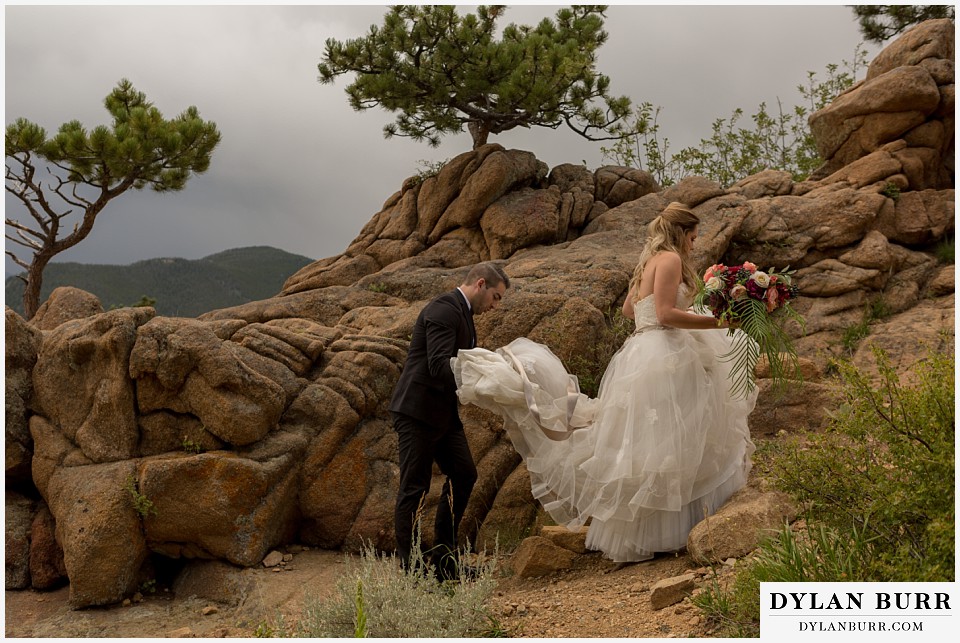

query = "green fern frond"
(718, 298), (805, 399)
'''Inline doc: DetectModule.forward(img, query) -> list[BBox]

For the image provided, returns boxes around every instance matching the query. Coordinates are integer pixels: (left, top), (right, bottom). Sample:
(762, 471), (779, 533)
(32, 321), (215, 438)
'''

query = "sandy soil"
(4, 547), (723, 638)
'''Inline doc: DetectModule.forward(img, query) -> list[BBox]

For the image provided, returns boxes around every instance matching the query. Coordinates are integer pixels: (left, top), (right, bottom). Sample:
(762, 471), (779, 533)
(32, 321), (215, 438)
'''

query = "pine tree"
(5, 79), (220, 318)
(318, 5), (633, 150)
(851, 5), (954, 44)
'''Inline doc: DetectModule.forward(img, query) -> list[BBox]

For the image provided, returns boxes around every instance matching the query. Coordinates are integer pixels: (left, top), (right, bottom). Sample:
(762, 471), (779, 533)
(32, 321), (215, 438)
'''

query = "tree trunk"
(23, 253), (52, 320)
(468, 121), (490, 149)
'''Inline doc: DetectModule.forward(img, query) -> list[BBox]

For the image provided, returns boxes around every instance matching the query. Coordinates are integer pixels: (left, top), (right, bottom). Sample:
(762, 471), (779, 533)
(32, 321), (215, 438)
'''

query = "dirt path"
(4, 547), (722, 638)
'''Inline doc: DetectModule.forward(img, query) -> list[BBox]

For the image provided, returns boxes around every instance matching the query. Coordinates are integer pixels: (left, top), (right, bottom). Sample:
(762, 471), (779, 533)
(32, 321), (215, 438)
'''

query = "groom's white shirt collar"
(456, 287), (471, 311)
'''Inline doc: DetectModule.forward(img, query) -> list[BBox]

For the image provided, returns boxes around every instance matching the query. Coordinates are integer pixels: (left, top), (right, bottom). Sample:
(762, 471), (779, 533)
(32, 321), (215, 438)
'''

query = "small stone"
(169, 627), (193, 637)
(133, 592), (143, 603)
(122, 598), (132, 607)
(272, 567), (282, 573)
(282, 553), (294, 562)
(202, 605), (219, 616)
(650, 573), (697, 610)
(724, 558), (737, 566)
(502, 605), (515, 616)
(262, 550), (284, 568)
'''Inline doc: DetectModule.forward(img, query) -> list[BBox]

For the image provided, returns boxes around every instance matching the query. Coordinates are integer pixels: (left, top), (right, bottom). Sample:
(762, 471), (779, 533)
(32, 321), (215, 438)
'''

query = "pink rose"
(765, 287), (780, 312)
(742, 261), (758, 272)
(703, 263), (724, 282)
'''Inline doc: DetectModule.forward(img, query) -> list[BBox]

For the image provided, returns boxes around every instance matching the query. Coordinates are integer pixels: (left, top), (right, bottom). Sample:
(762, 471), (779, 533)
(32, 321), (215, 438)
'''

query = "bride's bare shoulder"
(648, 251), (681, 267)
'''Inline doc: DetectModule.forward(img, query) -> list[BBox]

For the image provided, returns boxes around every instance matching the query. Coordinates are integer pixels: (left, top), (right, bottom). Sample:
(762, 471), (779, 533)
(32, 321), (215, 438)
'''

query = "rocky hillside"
(5, 20), (954, 609)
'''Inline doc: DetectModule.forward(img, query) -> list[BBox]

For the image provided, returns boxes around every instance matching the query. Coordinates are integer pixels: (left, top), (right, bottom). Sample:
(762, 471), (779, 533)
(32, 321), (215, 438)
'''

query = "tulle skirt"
(453, 326), (757, 562)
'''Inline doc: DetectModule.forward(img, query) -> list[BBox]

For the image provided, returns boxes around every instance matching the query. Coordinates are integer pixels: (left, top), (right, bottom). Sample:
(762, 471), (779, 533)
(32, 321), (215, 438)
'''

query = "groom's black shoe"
(437, 558), (482, 582)
(430, 551), (481, 582)
(434, 555), (459, 582)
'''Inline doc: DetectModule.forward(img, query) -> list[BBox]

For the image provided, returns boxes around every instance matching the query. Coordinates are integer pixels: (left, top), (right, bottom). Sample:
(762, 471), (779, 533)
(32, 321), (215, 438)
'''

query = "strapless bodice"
(632, 286), (694, 332)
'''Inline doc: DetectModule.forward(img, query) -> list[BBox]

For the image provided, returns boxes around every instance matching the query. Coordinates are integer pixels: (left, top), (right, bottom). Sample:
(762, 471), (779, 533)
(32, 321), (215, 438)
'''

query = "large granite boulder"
(809, 19), (954, 189)
(29, 286), (105, 331)
(5, 307), (42, 486)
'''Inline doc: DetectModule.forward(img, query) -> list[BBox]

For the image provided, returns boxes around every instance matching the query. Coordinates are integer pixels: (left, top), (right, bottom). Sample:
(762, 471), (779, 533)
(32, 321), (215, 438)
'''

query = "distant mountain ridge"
(5, 246), (315, 318)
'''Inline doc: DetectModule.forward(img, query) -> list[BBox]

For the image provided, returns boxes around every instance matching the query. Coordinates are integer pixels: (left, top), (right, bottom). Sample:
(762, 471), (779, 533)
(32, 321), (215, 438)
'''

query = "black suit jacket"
(389, 289), (476, 431)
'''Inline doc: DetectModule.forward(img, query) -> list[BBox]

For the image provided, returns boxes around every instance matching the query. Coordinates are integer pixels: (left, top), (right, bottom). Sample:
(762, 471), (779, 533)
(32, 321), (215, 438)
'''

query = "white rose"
(752, 271), (770, 288)
(705, 276), (722, 291)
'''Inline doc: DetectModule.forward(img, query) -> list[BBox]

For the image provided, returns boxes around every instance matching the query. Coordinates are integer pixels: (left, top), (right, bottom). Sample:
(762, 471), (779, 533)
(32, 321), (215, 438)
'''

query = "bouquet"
(695, 261), (805, 397)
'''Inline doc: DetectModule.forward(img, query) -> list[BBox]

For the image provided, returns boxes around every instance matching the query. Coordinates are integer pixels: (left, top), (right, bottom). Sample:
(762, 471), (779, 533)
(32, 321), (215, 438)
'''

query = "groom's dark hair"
(464, 262), (510, 289)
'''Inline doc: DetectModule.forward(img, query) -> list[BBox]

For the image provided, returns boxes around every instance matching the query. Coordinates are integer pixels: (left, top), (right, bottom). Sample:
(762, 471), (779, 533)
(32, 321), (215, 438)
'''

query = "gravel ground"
(4, 547), (732, 638)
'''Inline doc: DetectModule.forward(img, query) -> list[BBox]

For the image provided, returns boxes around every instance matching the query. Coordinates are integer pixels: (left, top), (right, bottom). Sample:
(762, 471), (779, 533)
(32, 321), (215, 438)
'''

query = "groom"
(390, 261), (510, 580)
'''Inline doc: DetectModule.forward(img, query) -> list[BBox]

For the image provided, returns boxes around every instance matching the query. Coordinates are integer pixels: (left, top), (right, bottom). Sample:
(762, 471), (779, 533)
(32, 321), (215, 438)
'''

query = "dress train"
(452, 291), (757, 562)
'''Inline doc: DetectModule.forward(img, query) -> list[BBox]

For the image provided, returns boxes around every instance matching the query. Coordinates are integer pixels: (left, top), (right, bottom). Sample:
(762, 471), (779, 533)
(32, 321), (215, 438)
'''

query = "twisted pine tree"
(318, 5), (634, 150)
(851, 5), (955, 44)
(5, 79), (220, 318)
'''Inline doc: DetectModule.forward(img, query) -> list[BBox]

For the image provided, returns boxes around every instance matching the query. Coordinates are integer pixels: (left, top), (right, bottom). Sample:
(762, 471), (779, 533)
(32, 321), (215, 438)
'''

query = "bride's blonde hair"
(629, 202), (701, 292)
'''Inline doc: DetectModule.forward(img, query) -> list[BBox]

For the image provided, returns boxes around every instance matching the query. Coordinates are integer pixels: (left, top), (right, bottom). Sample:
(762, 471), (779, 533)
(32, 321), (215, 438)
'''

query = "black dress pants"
(393, 411), (478, 571)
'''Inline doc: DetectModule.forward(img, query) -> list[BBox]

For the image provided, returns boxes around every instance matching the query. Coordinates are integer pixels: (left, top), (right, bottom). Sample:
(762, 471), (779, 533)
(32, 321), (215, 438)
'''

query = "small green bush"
(124, 475), (158, 519)
(880, 181), (901, 201)
(695, 524), (877, 637)
(774, 346), (954, 580)
(694, 344), (954, 635)
(408, 158), (448, 186)
(934, 237), (954, 264)
(839, 296), (892, 353)
(285, 540), (502, 637)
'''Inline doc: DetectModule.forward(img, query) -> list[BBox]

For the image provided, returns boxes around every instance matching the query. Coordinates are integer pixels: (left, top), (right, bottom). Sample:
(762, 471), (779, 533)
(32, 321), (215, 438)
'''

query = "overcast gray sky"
(4, 2), (881, 277)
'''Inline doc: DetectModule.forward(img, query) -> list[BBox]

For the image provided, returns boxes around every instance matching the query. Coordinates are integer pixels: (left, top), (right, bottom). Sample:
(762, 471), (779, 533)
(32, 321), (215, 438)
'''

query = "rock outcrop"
(5, 20), (954, 607)
(809, 18), (954, 189)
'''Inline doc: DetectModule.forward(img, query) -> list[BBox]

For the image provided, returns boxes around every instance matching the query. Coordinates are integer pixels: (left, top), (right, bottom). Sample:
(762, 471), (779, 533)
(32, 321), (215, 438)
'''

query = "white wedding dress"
(451, 287), (757, 562)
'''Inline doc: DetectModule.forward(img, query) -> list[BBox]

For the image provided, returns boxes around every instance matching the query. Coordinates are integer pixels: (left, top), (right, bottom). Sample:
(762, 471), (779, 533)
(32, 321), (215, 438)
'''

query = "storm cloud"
(4, 3), (879, 276)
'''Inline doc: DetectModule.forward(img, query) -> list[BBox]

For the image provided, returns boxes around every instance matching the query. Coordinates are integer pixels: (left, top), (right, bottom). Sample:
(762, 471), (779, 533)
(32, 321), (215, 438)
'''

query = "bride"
(452, 202), (757, 562)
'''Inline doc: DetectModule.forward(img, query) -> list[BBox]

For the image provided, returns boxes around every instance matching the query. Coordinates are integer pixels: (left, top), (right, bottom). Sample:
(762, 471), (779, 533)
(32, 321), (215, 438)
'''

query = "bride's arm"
(621, 283), (637, 320)
(653, 253), (731, 330)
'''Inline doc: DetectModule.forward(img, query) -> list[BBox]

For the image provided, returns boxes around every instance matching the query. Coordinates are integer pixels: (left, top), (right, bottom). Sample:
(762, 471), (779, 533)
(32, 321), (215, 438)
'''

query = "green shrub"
(839, 296), (892, 353)
(774, 346), (954, 580)
(182, 437), (203, 454)
(694, 345), (954, 634)
(408, 158), (448, 186)
(601, 47), (868, 186)
(880, 181), (901, 201)
(695, 524), (876, 637)
(124, 475), (158, 519)
(286, 540), (502, 638)
(934, 237), (954, 264)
